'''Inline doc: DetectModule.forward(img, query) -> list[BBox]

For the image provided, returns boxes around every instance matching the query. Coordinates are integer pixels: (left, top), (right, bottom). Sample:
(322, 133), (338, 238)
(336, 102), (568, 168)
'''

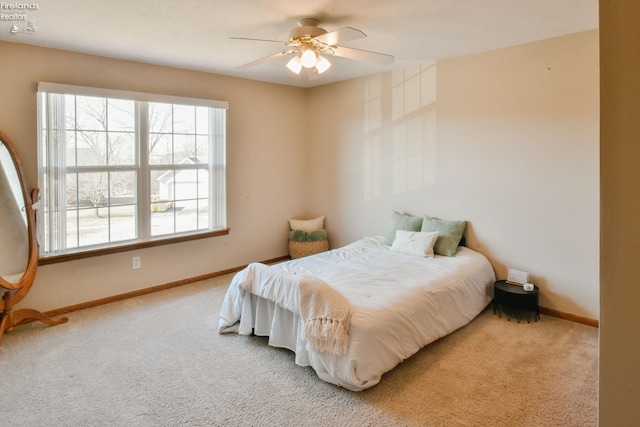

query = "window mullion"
(137, 102), (151, 241)
(211, 108), (226, 230)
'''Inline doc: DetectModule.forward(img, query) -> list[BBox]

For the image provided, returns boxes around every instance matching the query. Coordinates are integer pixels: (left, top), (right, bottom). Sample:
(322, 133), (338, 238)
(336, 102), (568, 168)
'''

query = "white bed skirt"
(240, 294), (312, 367)
(220, 237), (496, 391)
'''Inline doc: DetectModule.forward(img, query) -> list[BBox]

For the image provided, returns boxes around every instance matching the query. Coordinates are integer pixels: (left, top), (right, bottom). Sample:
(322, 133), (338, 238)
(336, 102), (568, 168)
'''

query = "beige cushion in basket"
(289, 215), (325, 232)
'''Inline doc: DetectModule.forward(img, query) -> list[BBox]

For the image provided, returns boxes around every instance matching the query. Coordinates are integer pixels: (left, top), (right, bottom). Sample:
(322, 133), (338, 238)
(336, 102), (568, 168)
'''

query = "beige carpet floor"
(0, 274), (598, 426)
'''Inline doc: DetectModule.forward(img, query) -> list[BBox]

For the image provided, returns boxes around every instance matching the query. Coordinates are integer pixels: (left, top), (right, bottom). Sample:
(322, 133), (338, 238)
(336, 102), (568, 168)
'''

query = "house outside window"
(37, 83), (228, 257)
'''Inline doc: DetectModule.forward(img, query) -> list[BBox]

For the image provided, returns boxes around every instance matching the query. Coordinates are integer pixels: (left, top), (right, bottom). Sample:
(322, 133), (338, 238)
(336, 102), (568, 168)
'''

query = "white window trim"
(37, 82), (229, 110)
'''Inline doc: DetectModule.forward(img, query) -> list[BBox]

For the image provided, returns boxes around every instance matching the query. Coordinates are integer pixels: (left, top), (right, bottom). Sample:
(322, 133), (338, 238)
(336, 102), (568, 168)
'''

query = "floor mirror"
(0, 130), (67, 345)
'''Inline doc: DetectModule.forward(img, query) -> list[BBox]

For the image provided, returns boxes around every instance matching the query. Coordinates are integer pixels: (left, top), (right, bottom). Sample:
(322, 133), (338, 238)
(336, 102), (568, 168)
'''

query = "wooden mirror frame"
(0, 130), (67, 345)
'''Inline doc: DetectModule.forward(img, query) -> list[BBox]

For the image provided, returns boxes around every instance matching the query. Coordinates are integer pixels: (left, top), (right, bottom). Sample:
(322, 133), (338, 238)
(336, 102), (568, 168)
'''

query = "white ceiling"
(0, 0), (598, 88)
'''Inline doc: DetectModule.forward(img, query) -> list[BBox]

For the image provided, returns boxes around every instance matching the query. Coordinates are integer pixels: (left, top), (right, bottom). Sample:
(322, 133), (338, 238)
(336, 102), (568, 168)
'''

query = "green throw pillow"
(384, 211), (423, 245)
(421, 216), (466, 256)
(289, 229), (328, 242)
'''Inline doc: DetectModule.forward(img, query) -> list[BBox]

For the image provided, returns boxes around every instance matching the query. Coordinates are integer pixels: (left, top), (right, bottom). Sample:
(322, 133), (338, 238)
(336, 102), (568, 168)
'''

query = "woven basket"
(289, 239), (329, 259)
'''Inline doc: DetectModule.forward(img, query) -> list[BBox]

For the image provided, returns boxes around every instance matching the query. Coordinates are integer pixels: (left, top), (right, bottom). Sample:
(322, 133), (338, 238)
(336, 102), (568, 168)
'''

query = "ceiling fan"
(232, 18), (394, 77)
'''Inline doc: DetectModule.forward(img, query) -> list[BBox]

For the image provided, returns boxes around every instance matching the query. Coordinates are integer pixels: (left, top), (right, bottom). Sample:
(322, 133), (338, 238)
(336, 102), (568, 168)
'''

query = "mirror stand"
(0, 132), (68, 345)
(1, 291), (68, 345)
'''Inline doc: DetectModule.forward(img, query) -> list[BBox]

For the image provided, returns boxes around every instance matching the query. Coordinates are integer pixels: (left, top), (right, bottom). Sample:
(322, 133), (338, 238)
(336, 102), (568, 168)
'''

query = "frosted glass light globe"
(300, 48), (317, 68)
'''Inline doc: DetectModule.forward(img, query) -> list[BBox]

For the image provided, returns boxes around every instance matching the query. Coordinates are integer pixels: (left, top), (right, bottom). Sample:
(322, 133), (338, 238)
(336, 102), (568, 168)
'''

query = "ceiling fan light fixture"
(234, 18), (394, 79)
(315, 55), (331, 74)
(286, 55), (303, 74)
(300, 47), (317, 68)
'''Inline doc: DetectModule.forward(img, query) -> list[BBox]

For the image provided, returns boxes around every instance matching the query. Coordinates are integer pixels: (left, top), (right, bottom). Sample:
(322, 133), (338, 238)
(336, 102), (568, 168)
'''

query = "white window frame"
(37, 82), (228, 258)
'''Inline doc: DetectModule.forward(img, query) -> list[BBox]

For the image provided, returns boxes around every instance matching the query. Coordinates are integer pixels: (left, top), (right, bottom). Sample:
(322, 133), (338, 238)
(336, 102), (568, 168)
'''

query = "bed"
(218, 235), (496, 391)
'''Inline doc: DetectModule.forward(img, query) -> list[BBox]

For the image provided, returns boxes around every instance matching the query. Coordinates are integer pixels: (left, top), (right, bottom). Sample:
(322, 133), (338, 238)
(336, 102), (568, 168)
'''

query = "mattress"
(218, 236), (496, 391)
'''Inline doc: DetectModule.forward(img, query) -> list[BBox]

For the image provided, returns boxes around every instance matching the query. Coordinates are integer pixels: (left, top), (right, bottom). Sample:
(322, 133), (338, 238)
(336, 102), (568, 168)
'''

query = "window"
(37, 83), (228, 257)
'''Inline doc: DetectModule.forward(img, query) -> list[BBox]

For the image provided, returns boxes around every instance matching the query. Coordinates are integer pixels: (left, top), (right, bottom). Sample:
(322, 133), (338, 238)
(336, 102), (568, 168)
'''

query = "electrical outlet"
(132, 256), (141, 270)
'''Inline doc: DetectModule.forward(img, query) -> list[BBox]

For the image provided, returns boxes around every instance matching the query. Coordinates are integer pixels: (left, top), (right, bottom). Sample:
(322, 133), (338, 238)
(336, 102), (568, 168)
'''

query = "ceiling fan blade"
(230, 37), (284, 44)
(313, 27), (366, 46)
(236, 51), (291, 70)
(331, 46), (394, 65)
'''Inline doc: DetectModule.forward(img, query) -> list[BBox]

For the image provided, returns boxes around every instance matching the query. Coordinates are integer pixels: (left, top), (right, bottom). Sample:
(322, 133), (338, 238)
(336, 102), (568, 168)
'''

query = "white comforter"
(218, 236), (496, 391)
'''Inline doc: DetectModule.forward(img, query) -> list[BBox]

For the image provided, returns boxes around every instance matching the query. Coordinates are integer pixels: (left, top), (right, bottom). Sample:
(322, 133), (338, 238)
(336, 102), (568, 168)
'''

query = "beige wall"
(599, 1), (640, 425)
(307, 30), (600, 320)
(1, 31), (600, 321)
(0, 41), (310, 311)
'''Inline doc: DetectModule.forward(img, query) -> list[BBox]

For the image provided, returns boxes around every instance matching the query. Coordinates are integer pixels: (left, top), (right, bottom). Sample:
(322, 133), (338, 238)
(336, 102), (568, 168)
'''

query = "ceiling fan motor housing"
(289, 18), (327, 41)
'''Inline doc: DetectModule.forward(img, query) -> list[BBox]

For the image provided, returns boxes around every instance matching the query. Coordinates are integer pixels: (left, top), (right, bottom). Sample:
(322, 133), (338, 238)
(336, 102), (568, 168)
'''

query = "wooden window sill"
(38, 228), (230, 265)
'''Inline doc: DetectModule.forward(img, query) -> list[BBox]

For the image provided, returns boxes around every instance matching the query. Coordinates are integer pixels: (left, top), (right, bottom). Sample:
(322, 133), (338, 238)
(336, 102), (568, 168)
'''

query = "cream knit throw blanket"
(299, 277), (352, 356)
(218, 262), (352, 356)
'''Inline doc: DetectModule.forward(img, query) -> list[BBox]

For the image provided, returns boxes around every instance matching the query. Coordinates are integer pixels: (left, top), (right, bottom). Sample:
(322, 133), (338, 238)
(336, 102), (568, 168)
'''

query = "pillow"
(289, 229), (328, 242)
(383, 211), (423, 245)
(289, 215), (324, 232)
(390, 230), (439, 257)
(421, 215), (466, 256)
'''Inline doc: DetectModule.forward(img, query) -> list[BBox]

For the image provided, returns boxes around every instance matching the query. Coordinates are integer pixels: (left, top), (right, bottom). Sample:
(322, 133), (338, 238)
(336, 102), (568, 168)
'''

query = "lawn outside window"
(37, 83), (228, 258)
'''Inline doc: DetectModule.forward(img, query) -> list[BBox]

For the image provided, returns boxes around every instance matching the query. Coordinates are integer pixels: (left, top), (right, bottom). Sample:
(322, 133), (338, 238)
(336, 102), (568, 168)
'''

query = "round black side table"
(493, 280), (540, 323)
